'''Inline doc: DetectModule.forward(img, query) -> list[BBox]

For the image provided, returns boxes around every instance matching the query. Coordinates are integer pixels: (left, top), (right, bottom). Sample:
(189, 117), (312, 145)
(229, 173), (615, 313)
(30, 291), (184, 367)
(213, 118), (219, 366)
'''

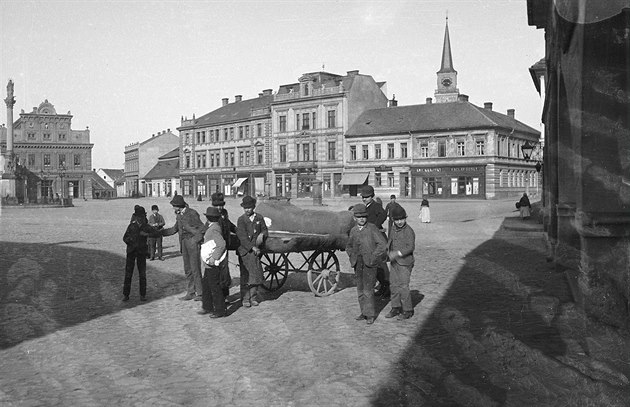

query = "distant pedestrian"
(385, 194), (401, 236)
(162, 195), (205, 301)
(346, 203), (388, 325)
(420, 198), (431, 223)
(148, 204), (165, 260)
(122, 205), (160, 301)
(236, 196), (268, 307)
(198, 206), (227, 318)
(361, 185), (390, 298)
(518, 193), (531, 219)
(385, 205), (416, 320)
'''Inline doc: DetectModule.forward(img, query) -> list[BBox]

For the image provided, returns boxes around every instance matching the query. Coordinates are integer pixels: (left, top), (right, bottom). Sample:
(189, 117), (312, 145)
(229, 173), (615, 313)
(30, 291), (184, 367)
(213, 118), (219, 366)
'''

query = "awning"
(338, 172), (369, 185)
(232, 177), (248, 188)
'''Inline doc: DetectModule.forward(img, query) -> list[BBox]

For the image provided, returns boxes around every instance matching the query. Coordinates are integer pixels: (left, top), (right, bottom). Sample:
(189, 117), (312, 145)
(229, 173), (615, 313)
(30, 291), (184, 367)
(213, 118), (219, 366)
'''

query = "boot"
(397, 311), (414, 320)
(385, 307), (401, 318)
(249, 286), (259, 306)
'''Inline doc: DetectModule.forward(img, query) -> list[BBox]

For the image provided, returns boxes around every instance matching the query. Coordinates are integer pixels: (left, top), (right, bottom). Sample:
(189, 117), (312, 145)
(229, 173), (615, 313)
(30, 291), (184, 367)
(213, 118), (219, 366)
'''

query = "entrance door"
(413, 176), (423, 198)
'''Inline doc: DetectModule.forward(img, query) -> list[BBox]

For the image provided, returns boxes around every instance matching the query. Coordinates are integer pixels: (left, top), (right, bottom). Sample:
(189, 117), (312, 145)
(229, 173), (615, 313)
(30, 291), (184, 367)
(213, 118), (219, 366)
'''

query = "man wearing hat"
(346, 203), (388, 324)
(162, 195), (205, 301)
(385, 194), (401, 236)
(360, 185), (391, 298)
(122, 205), (160, 301)
(211, 192), (237, 300)
(236, 195), (268, 307)
(198, 206), (228, 318)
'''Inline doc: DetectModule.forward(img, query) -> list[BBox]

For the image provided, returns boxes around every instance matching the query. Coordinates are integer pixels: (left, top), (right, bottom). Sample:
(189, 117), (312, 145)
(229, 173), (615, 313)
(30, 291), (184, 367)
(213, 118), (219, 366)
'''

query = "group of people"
(122, 185), (421, 324)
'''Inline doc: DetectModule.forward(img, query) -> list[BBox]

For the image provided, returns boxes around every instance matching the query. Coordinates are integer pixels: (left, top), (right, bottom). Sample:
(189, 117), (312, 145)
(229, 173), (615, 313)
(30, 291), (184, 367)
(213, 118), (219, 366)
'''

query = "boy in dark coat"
(211, 192), (237, 300)
(148, 204), (165, 260)
(236, 196), (268, 307)
(385, 205), (416, 320)
(346, 203), (388, 325)
(122, 205), (160, 301)
(361, 185), (391, 298)
(198, 206), (228, 318)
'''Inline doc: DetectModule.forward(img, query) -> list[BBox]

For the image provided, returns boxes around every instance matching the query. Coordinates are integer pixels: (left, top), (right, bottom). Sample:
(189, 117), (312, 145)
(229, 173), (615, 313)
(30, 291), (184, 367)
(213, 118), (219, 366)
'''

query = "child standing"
(346, 203), (388, 325)
(236, 196), (268, 307)
(122, 205), (160, 301)
(199, 206), (228, 318)
(148, 204), (165, 260)
(385, 205), (416, 320)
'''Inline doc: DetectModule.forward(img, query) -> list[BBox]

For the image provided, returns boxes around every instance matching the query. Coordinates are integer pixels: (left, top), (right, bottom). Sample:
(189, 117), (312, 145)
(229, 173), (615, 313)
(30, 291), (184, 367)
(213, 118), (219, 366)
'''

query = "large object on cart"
(256, 200), (354, 297)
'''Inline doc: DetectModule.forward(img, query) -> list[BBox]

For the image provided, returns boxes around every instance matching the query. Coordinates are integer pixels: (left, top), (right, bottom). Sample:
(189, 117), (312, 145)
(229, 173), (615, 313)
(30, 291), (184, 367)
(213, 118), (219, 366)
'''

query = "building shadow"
(369, 218), (577, 406)
(0, 241), (186, 349)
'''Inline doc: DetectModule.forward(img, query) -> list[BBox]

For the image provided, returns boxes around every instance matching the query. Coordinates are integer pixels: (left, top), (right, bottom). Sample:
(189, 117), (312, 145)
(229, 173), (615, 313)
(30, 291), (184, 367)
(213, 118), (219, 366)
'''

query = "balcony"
(273, 85), (343, 102)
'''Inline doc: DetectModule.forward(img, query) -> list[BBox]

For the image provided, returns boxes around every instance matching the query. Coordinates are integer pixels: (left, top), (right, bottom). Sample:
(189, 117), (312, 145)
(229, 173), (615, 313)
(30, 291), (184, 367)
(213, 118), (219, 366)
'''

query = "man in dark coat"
(204, 191), (237, 301)
(236, 195), (268, 307)
(361, 185), (390, 298)
(162, 195), (205, 301)
(122, 205), (160, 301)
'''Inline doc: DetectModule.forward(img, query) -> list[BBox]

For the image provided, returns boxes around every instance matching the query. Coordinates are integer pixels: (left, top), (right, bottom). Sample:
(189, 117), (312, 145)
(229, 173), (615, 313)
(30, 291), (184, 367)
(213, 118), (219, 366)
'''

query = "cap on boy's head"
(390, 194), (396, 199)
(204, 206), (221, 221)
(391, 205), (407, 220)
(360, 185), (375, 198)
(211, 192), (225, 207)
(151, 205), (159, 211)
(241, 195), (256, 209)
(170, 195), (186, 208)
(134, 205), (146, 216)
(352, 203), (368, 217)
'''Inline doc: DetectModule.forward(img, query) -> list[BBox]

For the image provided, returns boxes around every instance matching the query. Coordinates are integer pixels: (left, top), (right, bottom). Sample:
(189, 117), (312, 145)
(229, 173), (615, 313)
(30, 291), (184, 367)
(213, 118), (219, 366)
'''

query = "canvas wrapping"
(200, 239), (227, 266)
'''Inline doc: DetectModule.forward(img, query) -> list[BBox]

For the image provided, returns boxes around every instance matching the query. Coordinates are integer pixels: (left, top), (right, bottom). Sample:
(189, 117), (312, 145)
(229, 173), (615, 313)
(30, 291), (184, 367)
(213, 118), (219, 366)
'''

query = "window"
(295, 114), (301, 131)
(185, 133), (190, 144)
(245, 126), (250, 138)
(74, 154), (81, 166)
(387, 143), (394, 159)
(229, 127), (234, 140)
(423, 177), (443, 195)
(375, 144), (381, 159)
(350, 145), (357, 161)
(296, 143), (300, 161)
(457, 141), (465, 156)
(196, 132), (200, 144)
(375, 173), (382, 186)
(362, 145), (369, 160)
(210, 154), (215, 167)
(280, 145), (287, 162)
(257, 148), (263, 164)
(224, 128), (228, 141)
(476, 140), (485, 155)
(185, 155), (191, 168)
(327, 110), (336, 128)
(28, 132), (37, 140)
(420, 141), (429, 158)
(279, 115), (287, 132)
(239, 126), (244, 139)
(44, 154), (51, 167)
(58, 154), (66, 167)
(388, 173), (395, 188)
(312, 112), (317, 129)
(245, 151), (250, 165)
(58, 133), (66, 141)
(312, 142), (317, 161)
(230, 152), (235, 166)
(239, 151), (244, 165)
(497, 138), (503, 156)
(257, 123), (262, 137)
(224, 153), (229, 167)
(201, 131), (206, 143)
(302, 113), (310, 130)
(401, 142), (408, 158)
(28, 154), (35, 167)
(438, 140), (446, 157)
(327, 141), (336, 160)
(303, 143), (310, 161)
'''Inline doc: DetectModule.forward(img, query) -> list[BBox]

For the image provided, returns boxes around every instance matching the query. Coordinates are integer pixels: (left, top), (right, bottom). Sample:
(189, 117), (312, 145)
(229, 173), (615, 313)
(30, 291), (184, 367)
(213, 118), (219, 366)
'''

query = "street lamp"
(59, 163), (67, 199)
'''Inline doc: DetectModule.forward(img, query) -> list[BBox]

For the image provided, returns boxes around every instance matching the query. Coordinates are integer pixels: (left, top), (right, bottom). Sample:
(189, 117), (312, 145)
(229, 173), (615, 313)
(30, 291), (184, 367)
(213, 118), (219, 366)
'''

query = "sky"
(1, 0), (545, 170)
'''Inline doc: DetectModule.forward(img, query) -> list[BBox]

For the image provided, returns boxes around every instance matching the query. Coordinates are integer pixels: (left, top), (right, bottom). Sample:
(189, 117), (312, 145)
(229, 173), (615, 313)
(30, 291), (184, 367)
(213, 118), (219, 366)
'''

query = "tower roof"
(437, 17), (456, 74)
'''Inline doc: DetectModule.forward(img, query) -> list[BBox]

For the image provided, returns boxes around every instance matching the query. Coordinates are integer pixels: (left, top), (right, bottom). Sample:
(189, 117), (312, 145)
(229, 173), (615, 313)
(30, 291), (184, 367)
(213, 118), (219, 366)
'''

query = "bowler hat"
(170, 195), (186, 208)
(211, 192), (225, 207)
(352, 203), (368, 217)
(360, 185), (375, 198)
(151, 204), (159, 211)
(390, 194), (396, 199)
(390, 205), (407, 220)
(204, 206), (221, 220)
(241, 195), (257, 208)
(134, 205), (146, 216)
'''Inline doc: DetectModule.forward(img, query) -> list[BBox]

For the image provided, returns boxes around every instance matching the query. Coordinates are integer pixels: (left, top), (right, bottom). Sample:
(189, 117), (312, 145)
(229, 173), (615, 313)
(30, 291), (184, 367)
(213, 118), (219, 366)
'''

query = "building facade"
(1, 92), (93, 203)
(143, 147), (180, 198)
(270, 70), (388, 198)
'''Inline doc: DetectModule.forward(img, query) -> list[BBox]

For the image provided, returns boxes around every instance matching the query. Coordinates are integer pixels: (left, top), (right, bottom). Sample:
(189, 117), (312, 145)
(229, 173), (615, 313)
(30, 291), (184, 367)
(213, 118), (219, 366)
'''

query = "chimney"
(458, 94), (469, 102)
(347, 70), (359, 76)
(262, 89), (273, 96)
(507, 109), (515, 118)
(235, 95), (242, 102)
(259, 93), (263, 97)
(484, 102), (493, 110)
(167, 128), (170, 132)
(222, 98), (229, 106)
(389, 94), (397, 107)
(426, 97), (432, 104)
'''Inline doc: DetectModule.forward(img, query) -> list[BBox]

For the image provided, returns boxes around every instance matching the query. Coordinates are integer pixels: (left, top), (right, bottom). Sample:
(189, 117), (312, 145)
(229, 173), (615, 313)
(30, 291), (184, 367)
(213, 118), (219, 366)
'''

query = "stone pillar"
(2, 79), (16, 199)
(5, 80), (14, 153)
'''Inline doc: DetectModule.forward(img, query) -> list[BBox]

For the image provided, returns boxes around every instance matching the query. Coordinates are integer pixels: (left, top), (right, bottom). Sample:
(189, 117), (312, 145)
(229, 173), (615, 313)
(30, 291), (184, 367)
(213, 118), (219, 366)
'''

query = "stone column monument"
(1, 79), (16, 199)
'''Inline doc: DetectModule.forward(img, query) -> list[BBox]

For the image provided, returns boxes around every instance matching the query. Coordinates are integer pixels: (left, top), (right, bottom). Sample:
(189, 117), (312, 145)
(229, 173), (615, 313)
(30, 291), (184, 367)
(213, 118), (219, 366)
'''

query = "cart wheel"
(260, 253), (289, 291)
(307, 250), (340, 297)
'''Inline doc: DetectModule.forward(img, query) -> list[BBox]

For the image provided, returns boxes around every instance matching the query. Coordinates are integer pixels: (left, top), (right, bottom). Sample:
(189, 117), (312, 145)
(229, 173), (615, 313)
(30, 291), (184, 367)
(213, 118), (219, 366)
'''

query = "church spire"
(434, 14), (460, 103)
(438, 15), (455, 73)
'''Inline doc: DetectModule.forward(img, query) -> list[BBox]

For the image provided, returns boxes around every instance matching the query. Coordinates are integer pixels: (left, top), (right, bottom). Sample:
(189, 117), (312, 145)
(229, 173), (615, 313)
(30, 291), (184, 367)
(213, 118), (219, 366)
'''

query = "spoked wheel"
(260, 252), (289, 291)
(307, 250), (340, 297)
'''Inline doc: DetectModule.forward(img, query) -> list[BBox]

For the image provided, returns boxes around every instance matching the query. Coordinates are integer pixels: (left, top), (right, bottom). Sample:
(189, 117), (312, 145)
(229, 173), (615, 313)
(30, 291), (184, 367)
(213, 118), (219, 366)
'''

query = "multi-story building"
(1, 93), (93, 203)
(271, 70), (388, 198)
(344, 20), (540, 199)
(177, 91), (274, 199)
(124, 129), (179, 196)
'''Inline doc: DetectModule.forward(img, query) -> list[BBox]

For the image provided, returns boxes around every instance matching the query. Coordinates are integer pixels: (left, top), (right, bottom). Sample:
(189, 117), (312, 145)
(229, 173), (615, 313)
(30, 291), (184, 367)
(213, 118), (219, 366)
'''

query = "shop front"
(411, 165), (486, 199)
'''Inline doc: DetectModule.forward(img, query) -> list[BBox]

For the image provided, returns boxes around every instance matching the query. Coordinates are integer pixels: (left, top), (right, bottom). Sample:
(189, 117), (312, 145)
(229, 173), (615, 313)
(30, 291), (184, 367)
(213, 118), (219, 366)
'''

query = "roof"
(143, 158), (179, 180)
(346, 101), (540, 137)
(159, 147), (179, 160)
(90, 173), (115, 191)
(190, 94), (273, 128)
(100, 168), (124, 181)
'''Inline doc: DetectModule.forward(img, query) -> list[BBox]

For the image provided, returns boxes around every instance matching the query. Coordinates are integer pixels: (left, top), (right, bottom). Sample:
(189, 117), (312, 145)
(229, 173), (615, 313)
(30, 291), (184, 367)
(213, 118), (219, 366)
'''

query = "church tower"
(435, 16), (460, 103)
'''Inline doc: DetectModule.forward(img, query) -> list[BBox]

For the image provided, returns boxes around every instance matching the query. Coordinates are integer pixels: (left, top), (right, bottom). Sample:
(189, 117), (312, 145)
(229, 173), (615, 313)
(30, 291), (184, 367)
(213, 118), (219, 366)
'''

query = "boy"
(385, 205), (416, 320)
(346, 203), (388, 325)
(360, 185), (390, 298)
(211, 192), (237, 301)
(236, 195), (268, 307)
(148, 204), (165, 260)
(122, 205), (160, 301)
(199, 206), (228, 318)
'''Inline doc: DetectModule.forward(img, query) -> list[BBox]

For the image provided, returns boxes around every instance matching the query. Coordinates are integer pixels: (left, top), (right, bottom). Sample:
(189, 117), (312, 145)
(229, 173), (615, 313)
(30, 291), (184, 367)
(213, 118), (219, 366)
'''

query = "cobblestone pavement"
(0, 197), (628, 406)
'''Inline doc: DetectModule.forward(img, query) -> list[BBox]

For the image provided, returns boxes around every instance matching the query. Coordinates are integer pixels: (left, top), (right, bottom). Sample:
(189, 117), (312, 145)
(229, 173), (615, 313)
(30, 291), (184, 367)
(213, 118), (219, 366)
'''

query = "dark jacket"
(162, 206), (204, 244)
(366, 200), (387, 230)
(518, 195), (531, 208)
(148, 213), (165, 230)
(388, 223), (416, 267)
(346, 223), (387, 268)
(236, 212), (268, 256)
(123, 215), (160, 255)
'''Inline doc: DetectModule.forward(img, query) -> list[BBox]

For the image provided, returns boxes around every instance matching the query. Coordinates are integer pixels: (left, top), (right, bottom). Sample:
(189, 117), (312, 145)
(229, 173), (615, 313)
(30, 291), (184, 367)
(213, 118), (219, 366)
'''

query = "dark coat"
(366, 200), (387, 230)
(346, 223), (388, 268)
(518, 195), (531, 208)
(236, 212), (268, 285)
(123, 215), (160, 255)
(388, 223), (416, 267)
(162, 207), (204, 244)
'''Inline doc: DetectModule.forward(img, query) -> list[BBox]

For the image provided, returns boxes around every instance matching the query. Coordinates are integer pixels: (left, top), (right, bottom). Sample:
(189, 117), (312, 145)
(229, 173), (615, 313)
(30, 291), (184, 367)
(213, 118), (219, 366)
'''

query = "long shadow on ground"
(370, 219), (630, 406)
(0, 241), (186, 349)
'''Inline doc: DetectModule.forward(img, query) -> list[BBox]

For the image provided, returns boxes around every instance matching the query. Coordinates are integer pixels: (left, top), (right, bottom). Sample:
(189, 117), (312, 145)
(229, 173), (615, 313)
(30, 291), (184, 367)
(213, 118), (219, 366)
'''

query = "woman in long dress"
(420, 198), (431, 223)
(518, 193), (531, 219)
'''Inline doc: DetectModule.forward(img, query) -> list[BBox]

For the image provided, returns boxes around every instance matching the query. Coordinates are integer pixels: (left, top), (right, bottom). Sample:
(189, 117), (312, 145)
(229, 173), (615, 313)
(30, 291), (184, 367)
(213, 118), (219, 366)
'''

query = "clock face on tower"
(441, 77), (452, 87)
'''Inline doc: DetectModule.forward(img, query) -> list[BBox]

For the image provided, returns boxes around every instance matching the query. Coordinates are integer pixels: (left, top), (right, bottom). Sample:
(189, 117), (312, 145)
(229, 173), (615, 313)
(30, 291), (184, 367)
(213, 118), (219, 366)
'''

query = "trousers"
(201, 265), (226, 313)
(148, 236), (163, 259)
(124, 251), (147, 297)
(355, 255), (377, 318)
(390, 262), (412, 311)
(181, 238), (203, 295)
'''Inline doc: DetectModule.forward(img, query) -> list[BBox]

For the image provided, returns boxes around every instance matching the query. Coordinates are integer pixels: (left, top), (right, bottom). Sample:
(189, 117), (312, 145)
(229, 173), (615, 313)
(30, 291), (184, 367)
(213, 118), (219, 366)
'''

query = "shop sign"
(374, 165), (393, 172)
(413, 166), (483, 174)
